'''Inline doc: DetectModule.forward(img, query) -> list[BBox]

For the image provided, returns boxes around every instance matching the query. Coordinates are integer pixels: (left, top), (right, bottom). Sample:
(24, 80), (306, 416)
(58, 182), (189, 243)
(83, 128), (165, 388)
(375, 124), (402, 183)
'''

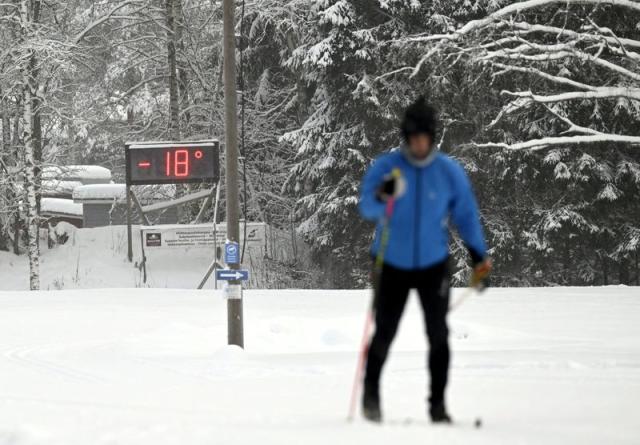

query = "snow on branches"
(412, 0), (640, 150)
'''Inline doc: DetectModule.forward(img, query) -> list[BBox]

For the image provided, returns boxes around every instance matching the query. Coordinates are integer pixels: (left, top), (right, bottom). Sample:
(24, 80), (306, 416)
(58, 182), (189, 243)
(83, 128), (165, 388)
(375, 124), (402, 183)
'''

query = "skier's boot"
(362, 387), (382, 423)
(429, 402), (452, 424)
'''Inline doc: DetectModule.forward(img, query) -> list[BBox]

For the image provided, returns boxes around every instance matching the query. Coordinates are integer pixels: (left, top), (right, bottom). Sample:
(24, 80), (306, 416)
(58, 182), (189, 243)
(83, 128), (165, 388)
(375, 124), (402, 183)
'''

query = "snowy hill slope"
(1, 226), (144, 290)
(0, 287), (639, 444)
(1, 225), (302, 291)
(1, 226), (232, 290)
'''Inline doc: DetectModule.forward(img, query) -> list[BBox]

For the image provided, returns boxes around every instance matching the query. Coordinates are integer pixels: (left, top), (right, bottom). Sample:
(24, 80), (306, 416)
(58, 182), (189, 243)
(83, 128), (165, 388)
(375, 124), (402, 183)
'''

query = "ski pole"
(449, 286), (475, 312)
(347, 306), (375, 422)
(347, 170), (400, 422)
(449, 262), (491, 311)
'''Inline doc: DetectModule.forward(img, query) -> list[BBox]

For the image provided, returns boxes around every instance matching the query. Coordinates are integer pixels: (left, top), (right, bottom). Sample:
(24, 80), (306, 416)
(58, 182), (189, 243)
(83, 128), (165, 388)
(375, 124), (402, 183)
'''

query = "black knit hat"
(401, 96), (438, 141)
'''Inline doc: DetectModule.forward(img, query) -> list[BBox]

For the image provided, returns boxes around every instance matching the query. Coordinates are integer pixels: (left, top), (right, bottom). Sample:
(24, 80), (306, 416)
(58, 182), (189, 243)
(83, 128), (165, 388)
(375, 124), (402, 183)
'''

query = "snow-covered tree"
(2, 0), (638, 287)
(412, 0), (640, 150)
(0, 0), (153, 288)
(409, 0), (640, 285)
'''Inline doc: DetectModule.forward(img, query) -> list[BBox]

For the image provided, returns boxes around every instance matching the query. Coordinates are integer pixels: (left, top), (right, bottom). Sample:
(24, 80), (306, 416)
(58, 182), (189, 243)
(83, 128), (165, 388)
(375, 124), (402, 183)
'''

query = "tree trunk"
(31, 0), (42, 214)
(619, 257), (629, 285)
(13, 213), (20, 255)
(1, 91), (9, 149)
(165, 0), (180, 140)
(32, 93), (42, 213)
(12, 103), (20, 147)
(11, 99), (22, 255)
(0, 90), (10, 251)
(20, 0), (40, 290)
(23, 92), (40, 290)
(175, 0), (190, 132)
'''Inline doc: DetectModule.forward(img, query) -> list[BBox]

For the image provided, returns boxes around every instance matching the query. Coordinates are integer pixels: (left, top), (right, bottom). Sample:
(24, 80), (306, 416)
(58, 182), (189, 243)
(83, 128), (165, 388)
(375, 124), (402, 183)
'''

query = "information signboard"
(140, 223), (266, 249)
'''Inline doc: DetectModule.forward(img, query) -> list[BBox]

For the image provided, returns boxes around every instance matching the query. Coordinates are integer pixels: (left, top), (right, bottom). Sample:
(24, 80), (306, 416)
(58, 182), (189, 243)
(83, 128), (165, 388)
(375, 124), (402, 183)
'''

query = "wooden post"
(223, 0), (243, 348)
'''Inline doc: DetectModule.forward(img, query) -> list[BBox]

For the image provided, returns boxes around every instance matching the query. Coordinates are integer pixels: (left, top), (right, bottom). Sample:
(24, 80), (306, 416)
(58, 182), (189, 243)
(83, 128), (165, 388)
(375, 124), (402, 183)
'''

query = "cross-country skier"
(358, 97), (492, 423)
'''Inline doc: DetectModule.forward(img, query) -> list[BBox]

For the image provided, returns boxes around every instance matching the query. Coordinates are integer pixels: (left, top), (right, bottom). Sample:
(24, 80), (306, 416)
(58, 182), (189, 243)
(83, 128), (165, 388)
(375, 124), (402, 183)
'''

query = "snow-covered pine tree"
(280, 0), (505, 285)
(412, 0), (640, 285)
(280, 0), (422, 286)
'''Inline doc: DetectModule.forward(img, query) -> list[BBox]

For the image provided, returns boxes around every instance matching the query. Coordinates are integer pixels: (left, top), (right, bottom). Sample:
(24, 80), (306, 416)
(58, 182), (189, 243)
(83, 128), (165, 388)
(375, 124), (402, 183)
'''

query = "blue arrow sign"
(225, 242), (240, 264)
(216, 269), (249, 281)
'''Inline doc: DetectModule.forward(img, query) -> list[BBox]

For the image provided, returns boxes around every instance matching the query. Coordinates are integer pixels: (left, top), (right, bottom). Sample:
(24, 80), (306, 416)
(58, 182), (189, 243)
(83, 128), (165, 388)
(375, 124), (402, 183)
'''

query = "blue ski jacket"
(358, 149), (488, 270)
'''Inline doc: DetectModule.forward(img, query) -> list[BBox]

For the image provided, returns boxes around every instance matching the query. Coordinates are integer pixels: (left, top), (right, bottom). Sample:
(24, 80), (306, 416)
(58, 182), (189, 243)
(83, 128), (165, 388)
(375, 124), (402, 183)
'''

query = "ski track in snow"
(0, 287), (639, 444)
(2, 342), (106, 384)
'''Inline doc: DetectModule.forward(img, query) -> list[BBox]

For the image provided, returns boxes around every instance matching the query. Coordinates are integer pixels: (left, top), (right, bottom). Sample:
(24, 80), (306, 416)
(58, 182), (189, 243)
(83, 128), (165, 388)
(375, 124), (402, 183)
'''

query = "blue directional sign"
(216, 269), (249, 281)
(225, 241), (240, 264)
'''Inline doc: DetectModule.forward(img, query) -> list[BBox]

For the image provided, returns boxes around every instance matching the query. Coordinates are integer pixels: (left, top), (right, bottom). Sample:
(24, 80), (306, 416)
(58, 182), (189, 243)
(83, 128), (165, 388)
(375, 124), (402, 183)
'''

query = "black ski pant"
(364, 260), (451, 408)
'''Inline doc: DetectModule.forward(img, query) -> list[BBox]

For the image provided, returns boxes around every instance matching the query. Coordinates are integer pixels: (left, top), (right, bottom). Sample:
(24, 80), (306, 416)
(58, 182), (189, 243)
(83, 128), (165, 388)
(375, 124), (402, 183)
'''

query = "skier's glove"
(470, 258), (492, 292)
(376, 170), (406, 202)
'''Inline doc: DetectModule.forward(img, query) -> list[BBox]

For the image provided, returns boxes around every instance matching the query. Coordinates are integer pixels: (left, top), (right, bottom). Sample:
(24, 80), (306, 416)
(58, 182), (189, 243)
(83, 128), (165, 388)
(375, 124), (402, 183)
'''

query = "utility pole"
(222, 0), (244, 348)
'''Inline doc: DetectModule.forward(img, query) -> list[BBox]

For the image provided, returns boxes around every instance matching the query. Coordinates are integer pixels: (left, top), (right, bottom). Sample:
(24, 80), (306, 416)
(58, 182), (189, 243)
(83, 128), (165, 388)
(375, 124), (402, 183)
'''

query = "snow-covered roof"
(71, 184), (180, 204)
(41, 198), (83, 217)
(43, 165), (112, 183)
(73, 184), (126, 203)
(127, 139), (218, 150)
(41, 180), (84, 197)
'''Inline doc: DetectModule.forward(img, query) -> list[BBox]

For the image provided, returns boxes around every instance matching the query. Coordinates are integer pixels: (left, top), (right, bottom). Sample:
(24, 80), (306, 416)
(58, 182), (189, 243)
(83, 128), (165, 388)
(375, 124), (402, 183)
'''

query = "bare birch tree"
(19, 0), (41, 289)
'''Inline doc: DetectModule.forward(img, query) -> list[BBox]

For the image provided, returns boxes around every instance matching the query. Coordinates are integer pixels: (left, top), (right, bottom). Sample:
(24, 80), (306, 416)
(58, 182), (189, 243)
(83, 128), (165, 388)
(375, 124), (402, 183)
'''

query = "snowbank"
(42, 165), (112, 183)
(0, 226), (142, 290)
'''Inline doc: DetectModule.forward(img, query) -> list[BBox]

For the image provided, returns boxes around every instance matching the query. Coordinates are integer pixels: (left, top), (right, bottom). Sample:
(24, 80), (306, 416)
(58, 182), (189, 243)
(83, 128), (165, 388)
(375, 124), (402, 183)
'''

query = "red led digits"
(174, 149), (189, 177)
(128, 142), (217, 184)
(164, 149), (191, 177)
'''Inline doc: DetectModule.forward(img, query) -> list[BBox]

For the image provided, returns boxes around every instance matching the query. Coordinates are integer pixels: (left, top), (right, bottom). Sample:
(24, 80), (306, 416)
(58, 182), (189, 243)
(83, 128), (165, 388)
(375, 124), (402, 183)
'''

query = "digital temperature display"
(125, 140), (219, 185)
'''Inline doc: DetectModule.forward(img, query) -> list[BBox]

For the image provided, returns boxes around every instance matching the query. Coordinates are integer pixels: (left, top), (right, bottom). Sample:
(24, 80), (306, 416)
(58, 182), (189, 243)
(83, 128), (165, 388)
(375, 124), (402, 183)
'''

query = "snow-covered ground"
(0, 225), (291, 290)
(1, 287), (639, 444)
(0, 226), (218, 290)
